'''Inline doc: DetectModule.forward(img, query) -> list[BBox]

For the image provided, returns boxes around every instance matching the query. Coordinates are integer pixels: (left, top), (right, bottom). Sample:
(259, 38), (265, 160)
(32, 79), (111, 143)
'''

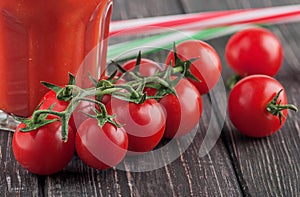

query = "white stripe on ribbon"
(110, 4), (300, 36)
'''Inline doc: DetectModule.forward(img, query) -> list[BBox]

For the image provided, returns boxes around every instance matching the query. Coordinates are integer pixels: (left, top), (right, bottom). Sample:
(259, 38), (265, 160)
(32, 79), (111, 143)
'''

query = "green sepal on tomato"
(114, 51), (162, 78)
(110, 53), (202, 139)
(39, 73), (79, 132)
(96, 75), (126, 105)
(41, 72), (77, 102)
(37, 90), (77, 132)
(143, 72), (202, 139)
(228, 75), (297, 138)
(166, 40), (222, 95)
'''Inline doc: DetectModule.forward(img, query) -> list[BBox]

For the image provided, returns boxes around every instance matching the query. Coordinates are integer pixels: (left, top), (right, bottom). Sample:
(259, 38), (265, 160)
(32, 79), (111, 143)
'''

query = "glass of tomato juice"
(0, 0), (113, 120)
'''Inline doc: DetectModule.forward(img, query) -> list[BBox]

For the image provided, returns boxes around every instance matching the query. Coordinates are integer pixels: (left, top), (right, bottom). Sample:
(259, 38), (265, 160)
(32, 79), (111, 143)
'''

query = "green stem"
(126, 71), (141, 81)
(226, 74), (242, 90)
(266, 89), (298, 124)
(60, 114), (69, 142)
(79, 97), (107, 118)
(171, 65), (184, 74)
(32, 110), (64, 124)
(126, 76), (169, 88)
(113, 84), (140, 99)
(30, 109), (69, 142)
(96, 87), (124, 97)
(19, 50), (198, 141)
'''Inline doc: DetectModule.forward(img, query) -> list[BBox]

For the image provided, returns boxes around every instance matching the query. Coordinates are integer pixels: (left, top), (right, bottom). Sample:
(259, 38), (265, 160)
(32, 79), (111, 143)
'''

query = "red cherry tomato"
(228, 75), (291, 137)
(225, 27), (283, 77)
(159, 78), (202, 138)
(12, 122), (75, 175)
(106, 98), (166, 154)
(75, 119), (128, 170)
(166, 40), (222, 94)
(117, 58), (162, 77)
(38, 90), (76, 132)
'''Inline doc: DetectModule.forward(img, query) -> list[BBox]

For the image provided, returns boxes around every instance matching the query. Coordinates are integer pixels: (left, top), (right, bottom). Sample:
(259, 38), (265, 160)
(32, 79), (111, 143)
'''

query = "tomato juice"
(0, 0), (113, 117)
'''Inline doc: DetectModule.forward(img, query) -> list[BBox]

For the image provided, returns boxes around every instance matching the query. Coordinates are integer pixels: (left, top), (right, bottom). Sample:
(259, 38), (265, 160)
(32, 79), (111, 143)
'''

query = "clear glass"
(0, 0), (113, 129)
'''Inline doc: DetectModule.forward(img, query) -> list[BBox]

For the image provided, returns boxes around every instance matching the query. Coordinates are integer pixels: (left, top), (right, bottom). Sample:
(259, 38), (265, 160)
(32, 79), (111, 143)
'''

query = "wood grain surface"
(1, 0), (300, 196)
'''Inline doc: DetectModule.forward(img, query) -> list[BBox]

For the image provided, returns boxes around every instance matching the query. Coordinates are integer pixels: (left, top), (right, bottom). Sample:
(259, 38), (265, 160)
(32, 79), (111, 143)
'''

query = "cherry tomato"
(159, 78), (202, 138)
(228, 75), (291, 137)
(106, 98), (166, 154)
(12, 122), (75, 175)
(117, 58), (162, 77)
(225, 27), (283, 77)
(38, 90), (76, 132)
(75, 119), (128, 170)
(166, 40), (222, 94)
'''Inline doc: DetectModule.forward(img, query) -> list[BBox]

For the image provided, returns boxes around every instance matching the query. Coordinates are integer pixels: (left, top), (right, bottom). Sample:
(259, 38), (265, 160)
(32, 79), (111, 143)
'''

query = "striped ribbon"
(107, 5), (300, 62)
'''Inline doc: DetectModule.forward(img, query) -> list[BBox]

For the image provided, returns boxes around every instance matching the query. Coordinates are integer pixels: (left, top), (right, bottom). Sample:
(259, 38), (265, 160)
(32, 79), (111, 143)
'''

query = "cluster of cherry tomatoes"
(11, 26), (297, 176)
(11, 38), (222, 175)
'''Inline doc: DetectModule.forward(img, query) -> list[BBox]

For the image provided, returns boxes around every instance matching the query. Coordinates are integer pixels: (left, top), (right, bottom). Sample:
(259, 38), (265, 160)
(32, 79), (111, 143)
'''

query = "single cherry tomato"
(228, 75), (296, 137)
(166, 40), (222, 94)
(12, 122), (75, 175)
(106, 98), (166, 154)
(225, 27), (283, 77)
(159, 78), (202, 138)
(38, 90), (76, 132)
(75, 119), (128, 170)
(117, 58), (162, 77)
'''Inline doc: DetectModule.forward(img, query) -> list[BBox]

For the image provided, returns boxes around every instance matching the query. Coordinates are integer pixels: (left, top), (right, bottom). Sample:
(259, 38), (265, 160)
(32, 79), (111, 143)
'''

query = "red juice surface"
(0, 0), (112, 117)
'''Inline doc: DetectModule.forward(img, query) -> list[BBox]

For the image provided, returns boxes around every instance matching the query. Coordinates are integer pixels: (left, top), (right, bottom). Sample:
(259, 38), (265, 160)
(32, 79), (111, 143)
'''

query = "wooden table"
(1, 0), (300, 196)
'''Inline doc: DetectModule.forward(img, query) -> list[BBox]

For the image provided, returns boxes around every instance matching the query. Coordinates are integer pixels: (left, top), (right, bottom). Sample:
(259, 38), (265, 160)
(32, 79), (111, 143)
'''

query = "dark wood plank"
(181, 0), (300, 196)
(44, 158), (130, 197)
